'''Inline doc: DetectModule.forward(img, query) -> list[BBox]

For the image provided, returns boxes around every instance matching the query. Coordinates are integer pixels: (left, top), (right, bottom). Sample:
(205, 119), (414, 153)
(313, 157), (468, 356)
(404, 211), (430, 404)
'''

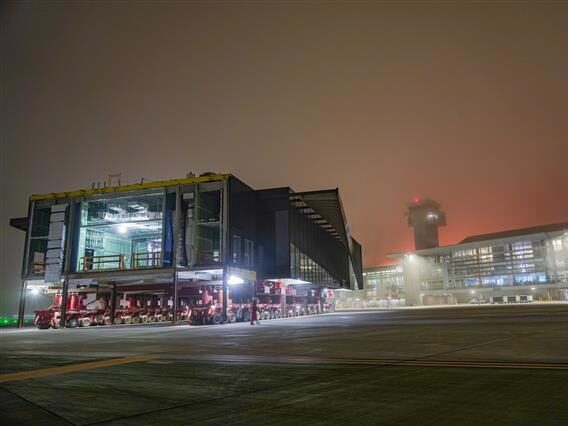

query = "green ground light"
(0, 316), (32, 327)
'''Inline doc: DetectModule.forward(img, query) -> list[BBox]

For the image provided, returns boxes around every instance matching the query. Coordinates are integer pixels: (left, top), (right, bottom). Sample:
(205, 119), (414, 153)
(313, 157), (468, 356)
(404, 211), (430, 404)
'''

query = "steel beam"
(172, 185), (181, 323)
(110, 283), (116, 322)
(59, 277), (70, 328)
(17, 200), (34, 328)
(17, 280), (27, 328)
(221, 181), (230, 322)
(60, 201), (75, 328)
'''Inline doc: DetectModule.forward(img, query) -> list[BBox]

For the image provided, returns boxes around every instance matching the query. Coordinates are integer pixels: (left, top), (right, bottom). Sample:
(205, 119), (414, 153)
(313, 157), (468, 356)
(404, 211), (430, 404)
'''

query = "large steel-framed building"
(10, 173), (362, 327)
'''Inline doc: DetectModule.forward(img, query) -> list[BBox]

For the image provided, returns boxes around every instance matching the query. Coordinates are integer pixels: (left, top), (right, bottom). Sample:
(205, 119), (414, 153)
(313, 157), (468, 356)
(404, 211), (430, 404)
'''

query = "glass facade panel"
(364, 266), (405, 299)
(290, 243), (336, 285)
(75, 192), (164, 271)
(194, 189), (221, 265)
(232, 235), (241, 263)
(244, 239), (254, 266)
(26, 204), (53, 275)
(415, 237), (565, 291)
(31, 207), (51, 238)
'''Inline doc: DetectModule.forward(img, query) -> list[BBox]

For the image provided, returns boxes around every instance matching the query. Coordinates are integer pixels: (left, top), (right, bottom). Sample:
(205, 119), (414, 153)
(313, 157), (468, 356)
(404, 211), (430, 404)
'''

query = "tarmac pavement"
(1, 304), (568, 425)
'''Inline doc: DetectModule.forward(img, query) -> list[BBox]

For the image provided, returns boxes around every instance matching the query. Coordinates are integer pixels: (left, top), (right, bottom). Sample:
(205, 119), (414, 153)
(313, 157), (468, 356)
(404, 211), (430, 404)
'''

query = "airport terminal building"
(390, 223), (568, 305)
(10, 173), (362, 327)
(353, 198), (568, 307)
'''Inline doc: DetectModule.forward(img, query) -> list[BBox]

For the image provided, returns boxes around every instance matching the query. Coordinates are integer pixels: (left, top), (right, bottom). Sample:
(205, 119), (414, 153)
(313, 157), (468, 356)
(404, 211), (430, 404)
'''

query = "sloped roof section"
(290, 189), (363, 289)
(290, 189), (349, 248)
(460, 222), (568, 244)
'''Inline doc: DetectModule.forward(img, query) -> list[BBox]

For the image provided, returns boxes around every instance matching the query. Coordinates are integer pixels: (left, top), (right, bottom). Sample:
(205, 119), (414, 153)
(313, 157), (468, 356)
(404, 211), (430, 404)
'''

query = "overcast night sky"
(1, 1), (567, 314)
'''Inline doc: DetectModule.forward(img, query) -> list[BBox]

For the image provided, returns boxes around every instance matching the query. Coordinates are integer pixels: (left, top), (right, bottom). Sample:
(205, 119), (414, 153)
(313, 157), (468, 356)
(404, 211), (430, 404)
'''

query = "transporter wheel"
(269, 310), (275, 320)
(140, 315), (148, 323)
(148, 315), (155, 322)
(242, 310), (251, 323)
(95, 314), (105, 325)
(211, 313), (223, 325)
(123, 316), (132, 324)
(261, 311), (270, 321)
(131, 316), (141, 324)
(113, 316), (123, 325)
(227, 312), (237, 323)
(81, 317), (92, 327)
(274, 310), (281, 319)
(67, 318), (79, 328)
(103, 316), (112, 325)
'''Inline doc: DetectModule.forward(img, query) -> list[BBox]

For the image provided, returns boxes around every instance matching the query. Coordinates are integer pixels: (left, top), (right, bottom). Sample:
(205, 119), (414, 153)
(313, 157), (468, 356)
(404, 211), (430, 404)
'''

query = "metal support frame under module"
(172, 185), (181, 323)
(17, 200), (34, 328)
(222, 180), (230, 323)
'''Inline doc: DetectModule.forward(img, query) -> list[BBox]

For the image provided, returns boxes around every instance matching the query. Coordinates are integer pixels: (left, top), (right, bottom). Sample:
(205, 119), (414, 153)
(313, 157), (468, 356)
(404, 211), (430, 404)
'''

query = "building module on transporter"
(10, 173), (363, 328)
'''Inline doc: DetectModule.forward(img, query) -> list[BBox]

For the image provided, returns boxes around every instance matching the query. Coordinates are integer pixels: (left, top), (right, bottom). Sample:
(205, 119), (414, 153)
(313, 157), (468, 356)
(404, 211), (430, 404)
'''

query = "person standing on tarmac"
(250, 298), (260, 325)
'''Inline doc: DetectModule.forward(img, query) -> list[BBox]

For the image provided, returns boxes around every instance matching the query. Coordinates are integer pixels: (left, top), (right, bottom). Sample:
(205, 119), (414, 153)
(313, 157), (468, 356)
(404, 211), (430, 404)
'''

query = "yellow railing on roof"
(30, 174), (230, 201)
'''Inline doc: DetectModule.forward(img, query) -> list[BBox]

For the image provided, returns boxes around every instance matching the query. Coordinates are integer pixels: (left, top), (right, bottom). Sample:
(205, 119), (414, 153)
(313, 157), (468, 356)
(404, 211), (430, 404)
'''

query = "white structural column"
(402, 256), (422, 306)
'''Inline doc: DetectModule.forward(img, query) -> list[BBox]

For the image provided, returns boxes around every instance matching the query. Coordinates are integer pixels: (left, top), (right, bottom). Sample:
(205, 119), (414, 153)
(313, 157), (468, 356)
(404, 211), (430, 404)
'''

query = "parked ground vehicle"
(33, 283), (335, 329)
(34, 292), (107, 329)
(489, 295), (534, 304)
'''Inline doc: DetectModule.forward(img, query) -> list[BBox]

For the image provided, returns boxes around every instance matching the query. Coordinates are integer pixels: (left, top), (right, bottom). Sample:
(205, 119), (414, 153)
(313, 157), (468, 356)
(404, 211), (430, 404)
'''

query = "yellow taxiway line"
(0, 354), (158, 384)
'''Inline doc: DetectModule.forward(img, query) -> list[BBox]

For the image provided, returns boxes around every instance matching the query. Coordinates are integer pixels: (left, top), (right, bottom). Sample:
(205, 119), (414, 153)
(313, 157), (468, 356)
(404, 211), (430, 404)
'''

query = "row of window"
(290, 244), (337, 286)
(421, 272), (552, 290)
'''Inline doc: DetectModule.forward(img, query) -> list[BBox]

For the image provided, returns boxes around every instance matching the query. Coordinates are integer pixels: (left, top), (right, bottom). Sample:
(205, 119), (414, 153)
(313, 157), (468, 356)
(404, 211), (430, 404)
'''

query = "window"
(75, 192), (164, 272)
(479, 246), (493, 262)
(553, 239), (563, 252)
(244, 239), (254, 266)
(194, 189), (222, 265)
(26, 204), (53, 275)
(232, 235), (241, 263)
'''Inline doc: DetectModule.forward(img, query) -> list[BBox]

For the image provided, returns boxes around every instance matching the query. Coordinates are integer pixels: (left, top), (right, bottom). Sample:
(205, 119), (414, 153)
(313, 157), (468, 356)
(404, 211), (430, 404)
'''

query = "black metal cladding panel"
(9, 217), (28, 231)
(274, 210), (290, 277)
(255, 188), (293, 280)
(350, 237), (364, 290)
(229, 176), (257, 257)
(289, 203), (349, 287)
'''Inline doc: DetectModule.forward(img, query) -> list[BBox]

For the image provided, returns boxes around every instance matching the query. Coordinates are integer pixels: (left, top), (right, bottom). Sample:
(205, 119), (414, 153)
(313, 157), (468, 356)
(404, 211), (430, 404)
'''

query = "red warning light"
(413, 197), (421, 203)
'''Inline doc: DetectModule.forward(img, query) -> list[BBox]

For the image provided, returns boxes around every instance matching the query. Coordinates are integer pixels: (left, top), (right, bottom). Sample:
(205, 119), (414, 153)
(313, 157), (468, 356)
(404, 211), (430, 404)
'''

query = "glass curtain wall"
(75, 191), (164, 272)
(419, 239), (553, 290)
(288, 204), (348, 287)
(548, 236), (568, 283)
(192, 188), (222, 266)
(364, 267), (405, 299)
(290, 243), (336, 286)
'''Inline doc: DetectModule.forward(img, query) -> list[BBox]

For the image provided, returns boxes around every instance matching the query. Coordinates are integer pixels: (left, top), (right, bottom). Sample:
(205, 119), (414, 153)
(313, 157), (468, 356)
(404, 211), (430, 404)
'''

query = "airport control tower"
(407, 198), (446, 250)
